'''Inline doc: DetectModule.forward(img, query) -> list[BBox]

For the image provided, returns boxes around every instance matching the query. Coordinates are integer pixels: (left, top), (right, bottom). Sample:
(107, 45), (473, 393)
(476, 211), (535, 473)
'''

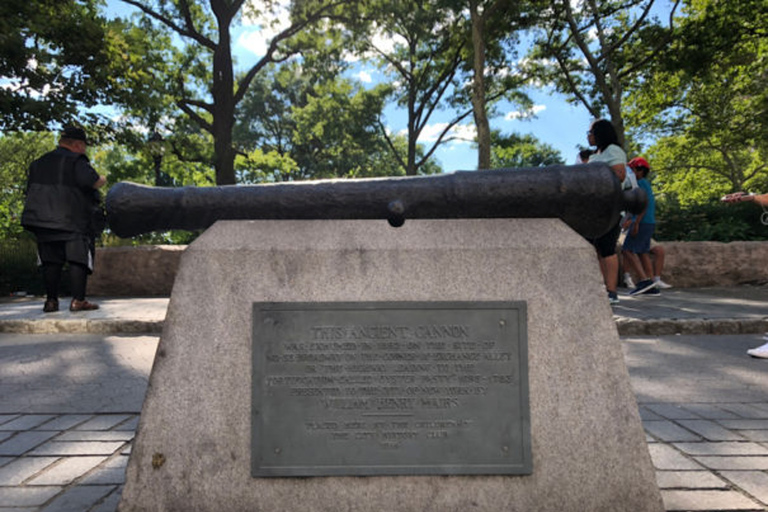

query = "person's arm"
(722, 192), (768, 206)
(610, 163), (626, 182)
(630, 209), (646, 235)
(73, 157), (106, 189)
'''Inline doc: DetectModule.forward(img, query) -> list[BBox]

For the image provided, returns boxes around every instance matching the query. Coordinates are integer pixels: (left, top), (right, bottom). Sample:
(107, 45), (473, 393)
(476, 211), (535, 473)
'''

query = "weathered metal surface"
(106, 164), (646, 238)
(251, 301), (530, 477)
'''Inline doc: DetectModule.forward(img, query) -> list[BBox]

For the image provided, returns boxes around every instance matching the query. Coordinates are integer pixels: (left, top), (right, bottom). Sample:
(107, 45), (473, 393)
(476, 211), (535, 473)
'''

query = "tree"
(490, 130), (564, 168)
(120, 0), (348, 185)
(353, 0), (473, 175)
(627, 0), (768, 203)
(528, 0), (681, 147)
(0, 1), (176, 138)
(464, 0), (539, 169)
(234, 62), (418, 181)
(0, 132), (54, 239)
(0, 0), (109, 130)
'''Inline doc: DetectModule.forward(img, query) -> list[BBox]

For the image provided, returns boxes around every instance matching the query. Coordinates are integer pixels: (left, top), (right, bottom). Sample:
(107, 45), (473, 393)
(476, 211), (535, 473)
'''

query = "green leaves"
(627, 0), (768, 206)
(0, 0), (111, 130)
(0, 132), (55, 239)
(490, 130), (564, 168)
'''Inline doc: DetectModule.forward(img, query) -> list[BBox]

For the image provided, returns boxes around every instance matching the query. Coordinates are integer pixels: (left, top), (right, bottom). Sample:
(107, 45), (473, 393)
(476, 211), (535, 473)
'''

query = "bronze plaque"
(252, 301), (530, 477)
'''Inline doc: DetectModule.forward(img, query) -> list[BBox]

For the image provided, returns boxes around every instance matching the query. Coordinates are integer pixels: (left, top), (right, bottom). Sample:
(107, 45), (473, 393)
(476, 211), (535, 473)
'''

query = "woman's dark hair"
(590, 119), (619, 152)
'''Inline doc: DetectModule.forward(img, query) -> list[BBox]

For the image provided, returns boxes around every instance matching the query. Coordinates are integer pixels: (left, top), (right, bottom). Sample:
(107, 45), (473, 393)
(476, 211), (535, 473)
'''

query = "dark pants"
(36, 237), (93, 301)
(41, 262), (88, 301)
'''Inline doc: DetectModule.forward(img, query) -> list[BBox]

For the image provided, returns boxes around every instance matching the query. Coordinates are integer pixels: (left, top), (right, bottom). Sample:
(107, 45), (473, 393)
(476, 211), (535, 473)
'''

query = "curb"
(616, 317), (768, 336)
(0, 319), (163, 335)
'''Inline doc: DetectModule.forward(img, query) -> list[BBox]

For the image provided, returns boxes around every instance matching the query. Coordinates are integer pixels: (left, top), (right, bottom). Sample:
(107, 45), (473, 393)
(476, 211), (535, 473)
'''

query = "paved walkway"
(0, 287), (766, 511)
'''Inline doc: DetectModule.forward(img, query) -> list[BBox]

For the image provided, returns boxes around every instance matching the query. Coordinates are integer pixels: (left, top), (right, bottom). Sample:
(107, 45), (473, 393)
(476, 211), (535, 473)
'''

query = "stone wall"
(89, 245), (185, 296)
(87, 241), (768, 296)
(655, 241), (768, 288)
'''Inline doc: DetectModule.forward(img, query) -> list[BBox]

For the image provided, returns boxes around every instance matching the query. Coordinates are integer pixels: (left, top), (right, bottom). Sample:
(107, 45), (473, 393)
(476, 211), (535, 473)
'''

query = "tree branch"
(177, 99), (213, 133)
(120, 0), (216, 50)
(234, 1), (347, 105)
(377, 118), (409, 173)
(416, 108), (476, 169)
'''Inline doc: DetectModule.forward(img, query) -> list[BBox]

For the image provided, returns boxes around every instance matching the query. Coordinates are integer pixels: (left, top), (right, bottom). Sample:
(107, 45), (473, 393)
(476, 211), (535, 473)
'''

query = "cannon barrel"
(105, 163), (646, 238)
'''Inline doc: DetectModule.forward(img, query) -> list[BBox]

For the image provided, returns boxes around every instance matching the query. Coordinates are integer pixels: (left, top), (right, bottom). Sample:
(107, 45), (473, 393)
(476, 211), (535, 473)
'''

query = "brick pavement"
(0, 413), (136, 511)
(642, 402), (768, 511)
(1, 403), (767, 511)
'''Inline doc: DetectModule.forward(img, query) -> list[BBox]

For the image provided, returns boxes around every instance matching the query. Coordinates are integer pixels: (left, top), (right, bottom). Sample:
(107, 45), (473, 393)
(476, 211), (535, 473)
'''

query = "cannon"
(105, 163), (645, 238)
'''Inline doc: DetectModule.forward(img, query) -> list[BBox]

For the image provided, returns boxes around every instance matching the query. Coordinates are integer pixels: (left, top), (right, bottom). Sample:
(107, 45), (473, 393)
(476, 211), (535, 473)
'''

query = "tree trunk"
(211, 3), (237, 185)
(470, 2), (491, 170)
(606, 98), (625, 150)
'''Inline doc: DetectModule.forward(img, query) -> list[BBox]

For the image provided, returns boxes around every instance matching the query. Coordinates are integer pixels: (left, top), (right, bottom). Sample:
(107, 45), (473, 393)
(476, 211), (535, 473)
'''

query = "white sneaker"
(747, 340), (768, 359)
(624, 273), (636, 289)
(654, 277), (672, 289)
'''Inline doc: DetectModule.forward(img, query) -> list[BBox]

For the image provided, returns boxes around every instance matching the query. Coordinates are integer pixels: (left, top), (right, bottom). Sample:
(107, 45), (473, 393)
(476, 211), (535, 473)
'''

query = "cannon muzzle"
(106, 164), (646, 238)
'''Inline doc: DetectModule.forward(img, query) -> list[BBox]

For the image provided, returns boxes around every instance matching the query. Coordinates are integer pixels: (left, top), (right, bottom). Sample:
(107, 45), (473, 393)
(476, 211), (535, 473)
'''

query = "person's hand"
(721, 192), (753, 203)
(631, 222), (639, 236)
(622, 218), (633, 230)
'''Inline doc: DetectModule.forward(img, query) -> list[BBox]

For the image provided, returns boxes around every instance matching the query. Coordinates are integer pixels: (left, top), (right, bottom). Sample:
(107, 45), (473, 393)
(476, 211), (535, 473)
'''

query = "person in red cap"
(621, 156), (663, 296)
(21, 125), (107, 313)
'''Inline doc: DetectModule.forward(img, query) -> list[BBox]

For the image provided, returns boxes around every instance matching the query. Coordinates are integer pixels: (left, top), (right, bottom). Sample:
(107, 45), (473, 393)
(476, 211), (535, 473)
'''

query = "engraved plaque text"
(251, 301), (530, 477)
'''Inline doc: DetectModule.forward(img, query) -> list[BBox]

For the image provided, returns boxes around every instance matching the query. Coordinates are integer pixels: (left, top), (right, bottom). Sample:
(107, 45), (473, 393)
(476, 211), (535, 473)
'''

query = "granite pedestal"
(119, 219), (662, 512)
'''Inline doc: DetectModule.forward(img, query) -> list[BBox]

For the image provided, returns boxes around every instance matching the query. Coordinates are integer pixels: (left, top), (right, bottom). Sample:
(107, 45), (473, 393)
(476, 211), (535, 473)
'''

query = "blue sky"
(106, 1), (607, 171)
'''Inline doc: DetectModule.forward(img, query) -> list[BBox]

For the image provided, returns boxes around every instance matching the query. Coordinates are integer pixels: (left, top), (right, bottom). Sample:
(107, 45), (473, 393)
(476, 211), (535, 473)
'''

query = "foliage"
(490, 130), (564, 168)
(528, 0), (681, 146)
(626, 0), (768, 201)
(0, 0), (109, 130)
(119, 0), (352, 185)
(458, 0), (542, 169)
(655, 196), (768, 242)
(349, 0), (473, 175)
(234, 62), (436, 181)
(644, 134), (768, 207)
(0, 1), (177, 138)
(0, 132), (55, 239)
(0, 235), (48, 295)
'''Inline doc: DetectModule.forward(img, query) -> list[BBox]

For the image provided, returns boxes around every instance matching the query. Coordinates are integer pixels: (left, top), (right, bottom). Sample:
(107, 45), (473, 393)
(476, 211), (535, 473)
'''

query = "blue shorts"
(622, 223), (655, 254)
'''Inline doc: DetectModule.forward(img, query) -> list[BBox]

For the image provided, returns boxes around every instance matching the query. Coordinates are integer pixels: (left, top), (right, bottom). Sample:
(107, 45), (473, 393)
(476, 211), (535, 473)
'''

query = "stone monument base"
(119, 219), (662, 512)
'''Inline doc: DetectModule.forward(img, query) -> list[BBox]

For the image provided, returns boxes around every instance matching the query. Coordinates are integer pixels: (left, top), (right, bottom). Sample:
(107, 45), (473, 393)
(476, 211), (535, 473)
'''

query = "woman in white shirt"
(586, 119), (627, 305)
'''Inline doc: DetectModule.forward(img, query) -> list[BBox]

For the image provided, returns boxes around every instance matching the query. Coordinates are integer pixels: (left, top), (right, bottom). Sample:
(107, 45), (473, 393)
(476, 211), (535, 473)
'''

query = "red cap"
(628, 156), (650, 170)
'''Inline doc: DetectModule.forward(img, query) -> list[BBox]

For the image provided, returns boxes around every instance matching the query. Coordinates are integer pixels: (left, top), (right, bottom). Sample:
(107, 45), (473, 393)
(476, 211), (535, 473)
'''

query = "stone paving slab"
(722, 472), (768, 505)
(656, 470), (729, 490)
(661, 490), (765, 511)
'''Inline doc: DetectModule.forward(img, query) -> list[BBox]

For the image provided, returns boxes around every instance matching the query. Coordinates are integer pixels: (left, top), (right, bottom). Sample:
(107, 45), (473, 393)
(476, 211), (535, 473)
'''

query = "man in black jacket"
(21, 125), (107, 313)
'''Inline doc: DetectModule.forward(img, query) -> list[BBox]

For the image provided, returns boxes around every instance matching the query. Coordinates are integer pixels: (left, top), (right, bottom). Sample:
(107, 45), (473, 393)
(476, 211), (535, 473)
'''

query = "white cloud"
(403, 123), (476, 145)
(237, 1), (292, 57)
(356, 70), (373, 83)
(505, 104), (546, 121)
(237, 30), (272, 58)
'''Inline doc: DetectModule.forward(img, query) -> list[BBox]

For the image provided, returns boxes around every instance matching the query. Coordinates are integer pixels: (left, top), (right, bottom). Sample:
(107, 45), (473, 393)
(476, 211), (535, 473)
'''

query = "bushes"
(0, 236), (47, 296)
(656, 197), (768, 242)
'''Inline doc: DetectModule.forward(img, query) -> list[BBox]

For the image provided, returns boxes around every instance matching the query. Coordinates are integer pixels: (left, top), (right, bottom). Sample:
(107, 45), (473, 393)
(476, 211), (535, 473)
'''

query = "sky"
(106, 1), (610, 172)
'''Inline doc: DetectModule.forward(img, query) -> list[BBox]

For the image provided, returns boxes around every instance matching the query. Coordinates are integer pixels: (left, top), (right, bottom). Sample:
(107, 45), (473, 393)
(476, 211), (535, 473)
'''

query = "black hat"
(61, 125), (88, 144)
